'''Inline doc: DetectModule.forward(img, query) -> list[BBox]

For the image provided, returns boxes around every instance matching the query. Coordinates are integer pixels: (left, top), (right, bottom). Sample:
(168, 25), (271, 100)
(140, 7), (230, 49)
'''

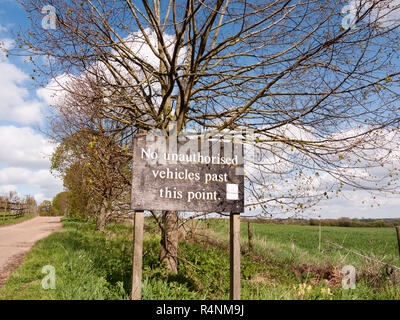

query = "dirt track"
(0, 216), (62, 288)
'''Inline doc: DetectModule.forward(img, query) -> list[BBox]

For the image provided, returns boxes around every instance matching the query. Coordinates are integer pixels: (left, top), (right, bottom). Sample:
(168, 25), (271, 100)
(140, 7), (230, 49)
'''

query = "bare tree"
(13, 0), (400, 272)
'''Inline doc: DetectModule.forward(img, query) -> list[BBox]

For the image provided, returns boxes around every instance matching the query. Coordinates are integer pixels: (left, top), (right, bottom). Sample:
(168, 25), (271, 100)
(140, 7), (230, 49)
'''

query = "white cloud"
(0, 126), (62, 203)
(316, 189), (400, 218)
(122, 28), (186, 69)
(33, 193), (47, 204)
(0, 61), (44, 124)
(349, 0), (400, 28)
(0, 39), (62, 203)
(244, 124), (400, 218)
(36, 73), (71, 107)
(0, 126), (56, 169)
(0, 167), (62, 200)
(38, 28), (187, 111)
(0, 38), (13, 60)
(0, 39), (45, 125)
(0, 184), (17, 194)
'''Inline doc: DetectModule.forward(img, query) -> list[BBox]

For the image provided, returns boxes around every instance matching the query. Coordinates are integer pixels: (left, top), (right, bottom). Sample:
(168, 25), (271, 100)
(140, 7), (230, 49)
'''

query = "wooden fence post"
(230, 212), (241, 300)
(318, 221), (322, 252)
(395, 226), (400, 258)
(4, 202), (7, 221)
(247, 221), (253, 253)
(131, 210), (144, 300)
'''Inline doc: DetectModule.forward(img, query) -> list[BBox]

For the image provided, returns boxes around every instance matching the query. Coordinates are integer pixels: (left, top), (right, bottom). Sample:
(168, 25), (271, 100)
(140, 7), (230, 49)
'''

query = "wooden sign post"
(230, 212), (241, 300)
(131, 210), (144, 300)
(131, 134), (244, 300)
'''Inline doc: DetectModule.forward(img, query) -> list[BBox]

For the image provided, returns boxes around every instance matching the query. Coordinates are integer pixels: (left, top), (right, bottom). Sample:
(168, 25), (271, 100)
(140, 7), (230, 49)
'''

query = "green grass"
(0, 218), (132, 300)
(207, 219), (400, 299)
(0, 218), (291, 300)
(2, 217), (400, 300)
(208, 220), (400, 267)
(0, 213), (36, 226)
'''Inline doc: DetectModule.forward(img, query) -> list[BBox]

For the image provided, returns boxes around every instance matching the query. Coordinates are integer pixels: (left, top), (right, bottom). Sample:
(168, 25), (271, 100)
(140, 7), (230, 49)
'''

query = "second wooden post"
(230, 212), (241, 300)
(396, 226), (400, 258)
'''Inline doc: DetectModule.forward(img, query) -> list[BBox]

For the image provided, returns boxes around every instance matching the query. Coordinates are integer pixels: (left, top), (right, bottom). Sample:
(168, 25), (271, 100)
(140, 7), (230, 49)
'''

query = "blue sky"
(0, 1), (399, 218)
(0, 0), (63, 204)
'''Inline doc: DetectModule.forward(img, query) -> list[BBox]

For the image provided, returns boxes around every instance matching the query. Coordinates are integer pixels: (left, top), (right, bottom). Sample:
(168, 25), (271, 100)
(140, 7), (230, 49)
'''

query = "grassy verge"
(0, 213), (36, 226)
(0, 217), (297, 300)
(208, 219), (400, 267)
(1, 217), (400, 299)
(207, 219), (400, 299)
(0, 218), (132, 300)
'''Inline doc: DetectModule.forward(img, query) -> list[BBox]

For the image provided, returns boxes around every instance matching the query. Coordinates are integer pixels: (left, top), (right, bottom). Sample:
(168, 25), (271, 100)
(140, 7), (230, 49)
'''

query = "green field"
(1, 217), (400, 300)
(209, 220), (400, 267)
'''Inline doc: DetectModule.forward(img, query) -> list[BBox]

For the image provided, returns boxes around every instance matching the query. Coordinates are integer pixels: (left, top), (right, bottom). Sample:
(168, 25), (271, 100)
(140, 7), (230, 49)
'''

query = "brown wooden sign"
(131, 134), (244, 213)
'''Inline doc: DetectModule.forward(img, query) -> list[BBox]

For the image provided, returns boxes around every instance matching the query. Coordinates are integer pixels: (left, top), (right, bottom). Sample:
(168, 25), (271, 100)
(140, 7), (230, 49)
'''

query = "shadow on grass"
(53, 218), (134, 296)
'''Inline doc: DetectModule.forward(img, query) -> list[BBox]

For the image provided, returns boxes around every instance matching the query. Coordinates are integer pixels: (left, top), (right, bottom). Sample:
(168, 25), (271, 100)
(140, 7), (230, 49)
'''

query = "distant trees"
(38, 200), (52, 216)
(245, 217), (400, 228)
(24, 195), (38, 215)
(51, 191), (71, 216)
(39, 195), (69, 216)
(0, 191), (19, 204)
(38, 192), (79, 217)
(311, 217), (394, 228)
(336, 217), (352, 228)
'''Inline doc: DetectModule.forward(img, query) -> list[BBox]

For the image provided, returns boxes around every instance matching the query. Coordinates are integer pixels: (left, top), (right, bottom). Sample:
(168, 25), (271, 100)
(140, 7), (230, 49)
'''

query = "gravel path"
(0, 216), (62, 288)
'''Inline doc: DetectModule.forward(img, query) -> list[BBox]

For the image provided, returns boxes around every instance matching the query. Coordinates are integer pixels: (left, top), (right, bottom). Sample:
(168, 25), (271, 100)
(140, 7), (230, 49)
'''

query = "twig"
(325, 240), (400, 272)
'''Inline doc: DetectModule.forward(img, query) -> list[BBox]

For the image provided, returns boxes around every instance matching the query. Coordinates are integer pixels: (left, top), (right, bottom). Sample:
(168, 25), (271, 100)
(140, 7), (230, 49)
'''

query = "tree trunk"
(160, 210), (179, 273)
